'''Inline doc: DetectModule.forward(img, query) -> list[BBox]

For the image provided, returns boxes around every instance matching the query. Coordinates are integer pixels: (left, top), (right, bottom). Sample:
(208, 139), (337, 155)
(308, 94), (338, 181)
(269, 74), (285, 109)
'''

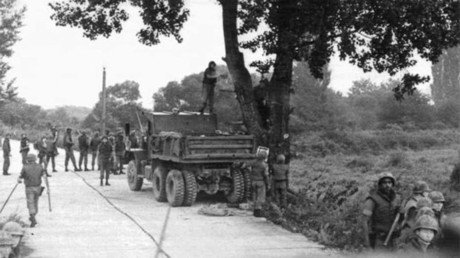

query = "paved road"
(0, 140), (333, 258)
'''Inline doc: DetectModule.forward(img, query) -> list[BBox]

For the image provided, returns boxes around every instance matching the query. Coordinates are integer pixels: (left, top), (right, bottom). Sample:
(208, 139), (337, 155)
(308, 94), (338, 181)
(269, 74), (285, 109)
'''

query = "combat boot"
(29, 215), (37, 228)
(65, 167), (69, 172)
(105, 180), (110, 186)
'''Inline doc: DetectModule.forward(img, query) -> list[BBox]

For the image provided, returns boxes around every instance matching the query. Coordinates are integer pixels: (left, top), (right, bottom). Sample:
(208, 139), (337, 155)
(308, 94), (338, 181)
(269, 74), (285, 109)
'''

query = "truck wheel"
(242, 168), (252, 201)
(226, 169), (244, 204)
(166, 170), (185, 207)
(182, 170), (198, 206)
(127, 160), (143, 191)
(152, 165), (167, 202)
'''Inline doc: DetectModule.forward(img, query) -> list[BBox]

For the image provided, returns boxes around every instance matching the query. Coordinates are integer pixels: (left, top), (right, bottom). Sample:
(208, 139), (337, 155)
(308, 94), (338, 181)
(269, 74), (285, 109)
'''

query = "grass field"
(267, 129), (460, 251)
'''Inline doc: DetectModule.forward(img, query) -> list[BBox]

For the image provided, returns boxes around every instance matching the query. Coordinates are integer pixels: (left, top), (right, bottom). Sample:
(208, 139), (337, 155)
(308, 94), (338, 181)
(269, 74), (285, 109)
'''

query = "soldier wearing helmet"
(17, 153), (46, 227)
(362, 172), (402, 250)
(63, 128), (81, 172)
(398, 197), (433, 246)
(271, 154), (289, 209)
(2, 221), (24, 250)
(98, 136), (113, 186)
(199, 61), (219, 114)
(19, 134), (30, 165)
(428, 191), (445, 217)
(400, 180), (432, 230)
(78, 130), (90, 171)
(245, 148), (269, 217)
(398, 215), (439, 253)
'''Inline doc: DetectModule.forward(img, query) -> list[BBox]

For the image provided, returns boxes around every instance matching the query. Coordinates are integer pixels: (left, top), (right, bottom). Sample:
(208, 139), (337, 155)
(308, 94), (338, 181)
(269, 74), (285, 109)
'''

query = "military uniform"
(35, 139), (47, 166)
(2, 136), (10, 175)
(271, 155), (289, 209)
(199, 62), (218, 114)
(98, 138), (113, 186)
(89, 133), (101, 171)
(45, 133), (58, 172)
(248, 155), (269, 217)
(78, 132), (89, 171)
(18, 154), (45, 227)
(398, 215), (438, 254)
(63, 129), (79, 171)
(19, 136), (30, 165)
(114, 134), (126, 174)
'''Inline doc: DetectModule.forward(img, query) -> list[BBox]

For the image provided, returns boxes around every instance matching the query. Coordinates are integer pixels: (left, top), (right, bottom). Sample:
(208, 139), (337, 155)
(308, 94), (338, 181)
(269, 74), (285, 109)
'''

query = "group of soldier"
(362, 172), (459, 255)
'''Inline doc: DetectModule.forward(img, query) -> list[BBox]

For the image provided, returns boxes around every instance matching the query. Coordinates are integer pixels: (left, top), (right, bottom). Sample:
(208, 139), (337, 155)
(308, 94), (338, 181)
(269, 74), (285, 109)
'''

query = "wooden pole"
(102, 67), (107, 135)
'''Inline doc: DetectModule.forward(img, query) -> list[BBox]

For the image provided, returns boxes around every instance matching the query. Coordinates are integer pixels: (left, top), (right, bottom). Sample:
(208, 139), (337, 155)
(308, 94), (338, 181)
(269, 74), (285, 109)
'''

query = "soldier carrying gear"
(246, 150), (269, 217)
(45, 127), (59, 172)
(398, 215), (439, 254)
(63, 128), (81, 172)
(401, 180), (432, 230)
(78, 131), (90, 171)
(2, 221), (25, 252)
(271, 154), (289, 209)
(19, 134), (30, 165)
(399, 197), (433, 245)
(114, 133), (126, 175)
(98, 136), (113, 186)
(89, 131), (101, 171)
(17, 153), (46, 227)
(2, 133), (11, 175)
(362, 172), (402, 250)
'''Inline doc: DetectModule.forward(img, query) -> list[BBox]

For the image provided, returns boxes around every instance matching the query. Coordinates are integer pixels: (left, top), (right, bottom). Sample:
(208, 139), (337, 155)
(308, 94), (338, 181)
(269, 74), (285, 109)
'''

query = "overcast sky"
(7, 0), (432, 109)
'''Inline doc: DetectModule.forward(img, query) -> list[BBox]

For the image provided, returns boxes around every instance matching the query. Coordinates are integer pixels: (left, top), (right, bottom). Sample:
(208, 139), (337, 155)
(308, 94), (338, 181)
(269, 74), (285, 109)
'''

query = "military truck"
(124, 111), (256, 207)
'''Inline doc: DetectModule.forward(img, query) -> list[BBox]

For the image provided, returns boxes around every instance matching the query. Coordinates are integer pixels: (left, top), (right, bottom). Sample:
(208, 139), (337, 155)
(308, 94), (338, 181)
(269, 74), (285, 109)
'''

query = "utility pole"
(102, 67), (107, 135)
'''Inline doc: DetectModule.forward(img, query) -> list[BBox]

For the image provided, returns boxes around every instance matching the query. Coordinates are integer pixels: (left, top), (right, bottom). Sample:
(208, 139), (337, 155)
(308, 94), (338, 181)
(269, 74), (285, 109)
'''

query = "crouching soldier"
(17, 154), (46, 227)
(398, 215), (439, 254)
(401, 181), (431, 230)
(247, 151), (269, 217)
(2, 221), (25, 257)
(98, 136), (112, 186)
(362, 172), (402, 250)
(271, 154), (289, 209)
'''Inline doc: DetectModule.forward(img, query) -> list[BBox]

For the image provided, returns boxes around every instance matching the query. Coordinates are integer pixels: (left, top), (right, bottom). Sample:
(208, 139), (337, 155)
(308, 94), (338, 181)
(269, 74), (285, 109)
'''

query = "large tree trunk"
(220, 0), (267, 145)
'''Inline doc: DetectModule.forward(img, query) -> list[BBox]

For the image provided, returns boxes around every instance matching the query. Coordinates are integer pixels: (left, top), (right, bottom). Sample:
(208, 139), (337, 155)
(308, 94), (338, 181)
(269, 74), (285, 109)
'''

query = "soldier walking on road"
(2, 133), (11, 175)
(271, 154), (289, 209)
(362, 172), (402, 251)
(199, 61), (219, 114)
(19, 134), (30, 165)
(35, 136), (47, 166)
(78, 131), (90, 171)
(17, 154), (46, 227)
(114, 132), (126, 175)
(89, 131), (101, 171)
(247, 151), (269, 217)
(45, 131), (58, 173)
(63, 128), (80, 172)
(98, 136), (112, 186)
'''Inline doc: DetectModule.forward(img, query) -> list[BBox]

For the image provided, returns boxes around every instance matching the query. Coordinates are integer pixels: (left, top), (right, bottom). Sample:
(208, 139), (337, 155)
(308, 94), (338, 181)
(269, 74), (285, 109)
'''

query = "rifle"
(43, 173), (52, 212)
(384, 213), (400, 246)
(0, 183), (19, 214)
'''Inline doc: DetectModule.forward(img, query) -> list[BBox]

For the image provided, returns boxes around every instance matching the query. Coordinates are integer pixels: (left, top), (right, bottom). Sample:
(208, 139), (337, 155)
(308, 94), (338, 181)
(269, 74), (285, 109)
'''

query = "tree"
(0, 0), (25, 105)
(82, 80), (144, 131)
(430, 46), (460, 105)
(50, 0), (459, 162)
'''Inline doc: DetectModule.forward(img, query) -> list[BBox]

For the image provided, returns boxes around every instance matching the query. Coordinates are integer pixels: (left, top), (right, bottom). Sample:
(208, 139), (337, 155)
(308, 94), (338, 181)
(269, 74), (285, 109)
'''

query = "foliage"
(0, 0), (25, 105)
(82, 80), (144, 131)
(430, 46), (460, 105)
(436, 99), (460, 128)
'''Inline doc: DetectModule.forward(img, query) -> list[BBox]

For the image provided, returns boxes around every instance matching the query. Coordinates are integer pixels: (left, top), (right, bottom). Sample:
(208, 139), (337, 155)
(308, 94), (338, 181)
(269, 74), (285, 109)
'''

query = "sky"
(7, 0), (432, 109)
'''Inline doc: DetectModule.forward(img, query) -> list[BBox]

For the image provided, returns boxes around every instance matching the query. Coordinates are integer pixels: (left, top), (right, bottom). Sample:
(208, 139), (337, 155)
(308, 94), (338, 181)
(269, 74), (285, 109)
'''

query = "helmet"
(276, 154), (285, 163)
(413, 214), (439, 234)
(256, 151), (267, 159)
(416, 207), (435, 220)
(66, 128), (72, 132)
(413, 180), (431, 194)
(416, 197), (433, 209)
(378, 172), (395, 185)
(428, 191), (445, 203)
(26, 153), (36, 162)
(0, 230), (15, 246)
(2, 222), (24, 236)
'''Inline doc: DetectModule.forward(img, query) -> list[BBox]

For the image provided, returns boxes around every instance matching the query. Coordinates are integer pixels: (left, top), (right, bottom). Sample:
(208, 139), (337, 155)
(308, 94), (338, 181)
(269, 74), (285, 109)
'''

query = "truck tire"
(182, 170), (198, 206)
(152, 165), (167, 202)
(226, 169), (244, 204)
(166, 170), (185, 207)
(242, 168), (252, 201)
(127, 160), (143, 191)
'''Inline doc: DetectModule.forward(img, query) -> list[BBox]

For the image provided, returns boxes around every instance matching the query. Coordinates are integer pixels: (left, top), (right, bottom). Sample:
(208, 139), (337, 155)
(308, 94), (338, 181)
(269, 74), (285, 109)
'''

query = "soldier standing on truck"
(362, 172), (402, 250)
(2, 133), (11, 176)
(78, 131), (90, 171)
(19, 134), (30, 165)
(271, 154), (289, 209)
(63, 128), (80, 172)
(247, 151), (270, 217)
(89, 131), (101, 171)
(199, 61), (219, 115)
(98, 136), (112, 186)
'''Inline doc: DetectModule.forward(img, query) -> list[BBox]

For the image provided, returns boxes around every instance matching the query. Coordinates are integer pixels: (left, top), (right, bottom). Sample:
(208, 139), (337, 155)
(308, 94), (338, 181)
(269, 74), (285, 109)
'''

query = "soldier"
(398, 215), (439, 254)
(247, 151), (269, 217)
(253, 78), (270, 129)
(114, 132), (126, 175)
(362, 172), (401, 250)
(428, 191), (446, 223)
(401, 180), (431, 230)
(45, 131), (58, 172)
(98, 136), (112, 186)
(89, 131), (101, 171)
(199, 61), (219, 114)
(17, 154), (46, 227)
(63, 128), (80, 172)
(128, 130), (139, 149)
(2, 133), (11, 176)
(2, 221), (24, 256)
(398, 197), (433, 245)
(35, 136), (48, 167)
(78, 131), (90, 171)
(19, 134), (30, 165)
(271, 154), (289, 209)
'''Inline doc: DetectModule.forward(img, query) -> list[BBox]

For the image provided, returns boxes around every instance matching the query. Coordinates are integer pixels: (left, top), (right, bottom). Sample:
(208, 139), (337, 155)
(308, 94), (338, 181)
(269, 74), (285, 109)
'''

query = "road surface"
(0, 140), (333, 258)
